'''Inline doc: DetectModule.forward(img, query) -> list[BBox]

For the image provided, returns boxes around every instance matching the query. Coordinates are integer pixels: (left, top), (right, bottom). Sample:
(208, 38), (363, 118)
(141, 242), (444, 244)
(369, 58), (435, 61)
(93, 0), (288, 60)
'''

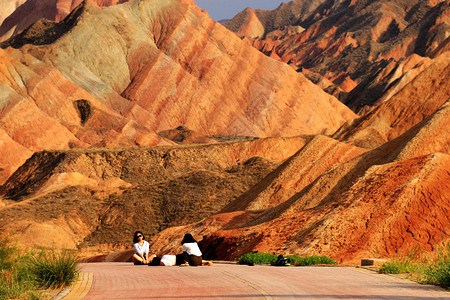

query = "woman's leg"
(132, 254), (144, 265)
(188, 255), (202, 266)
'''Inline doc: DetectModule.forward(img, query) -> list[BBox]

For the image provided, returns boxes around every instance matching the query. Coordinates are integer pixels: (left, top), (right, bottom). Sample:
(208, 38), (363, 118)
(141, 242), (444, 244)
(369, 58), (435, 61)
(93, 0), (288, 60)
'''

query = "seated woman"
(132, 231), (151, 265)
(181, 233), (205, 266)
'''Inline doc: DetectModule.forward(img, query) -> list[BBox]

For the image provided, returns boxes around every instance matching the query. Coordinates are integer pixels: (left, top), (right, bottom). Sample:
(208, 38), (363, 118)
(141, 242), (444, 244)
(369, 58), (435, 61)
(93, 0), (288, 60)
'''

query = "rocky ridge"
(226, 0), (450, 112)
(0, 0), (356, 184)
(148, 99), (450, 264)
(0, 136), (307, 250)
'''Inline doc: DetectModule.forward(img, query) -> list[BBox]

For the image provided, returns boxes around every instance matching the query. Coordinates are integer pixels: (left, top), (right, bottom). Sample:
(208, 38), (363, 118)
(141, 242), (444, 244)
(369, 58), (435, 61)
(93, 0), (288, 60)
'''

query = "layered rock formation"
(0, 137), (308, 249)
(0, 0), (448, 265)
(0, 0), (131, 41)
(333, 52), (450, 148)
(227, 0), (450, 111)
(148, 99), (450, 264)
(224, 0), (325, 36)
(0, 0), (355, 184)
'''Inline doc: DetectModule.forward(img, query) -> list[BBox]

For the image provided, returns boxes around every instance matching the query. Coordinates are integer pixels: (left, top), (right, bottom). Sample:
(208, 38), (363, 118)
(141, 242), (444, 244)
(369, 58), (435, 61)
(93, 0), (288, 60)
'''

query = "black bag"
(275, 255), (291, 266)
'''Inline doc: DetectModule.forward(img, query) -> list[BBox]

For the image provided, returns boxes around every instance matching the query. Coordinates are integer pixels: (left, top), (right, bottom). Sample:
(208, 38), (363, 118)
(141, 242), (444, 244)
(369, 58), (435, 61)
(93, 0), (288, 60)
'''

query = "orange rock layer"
(0, 0), (356, 183)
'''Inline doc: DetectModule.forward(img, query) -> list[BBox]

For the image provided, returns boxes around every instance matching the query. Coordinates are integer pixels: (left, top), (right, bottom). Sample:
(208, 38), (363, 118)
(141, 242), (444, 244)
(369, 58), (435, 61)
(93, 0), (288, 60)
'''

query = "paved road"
(76, 262), (449, 299)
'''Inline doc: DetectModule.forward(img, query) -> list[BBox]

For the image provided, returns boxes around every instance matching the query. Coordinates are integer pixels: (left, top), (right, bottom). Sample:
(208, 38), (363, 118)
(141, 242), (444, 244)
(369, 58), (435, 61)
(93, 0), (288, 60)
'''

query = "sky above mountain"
(195, 0), (285, 21)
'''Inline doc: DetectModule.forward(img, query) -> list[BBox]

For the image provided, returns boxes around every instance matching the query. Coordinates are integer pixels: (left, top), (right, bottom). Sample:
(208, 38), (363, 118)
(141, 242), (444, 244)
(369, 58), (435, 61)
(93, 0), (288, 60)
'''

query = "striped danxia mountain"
(0, 0), (355, 184)
(225, 0), (450, 112)
(0, 0), (448, 264)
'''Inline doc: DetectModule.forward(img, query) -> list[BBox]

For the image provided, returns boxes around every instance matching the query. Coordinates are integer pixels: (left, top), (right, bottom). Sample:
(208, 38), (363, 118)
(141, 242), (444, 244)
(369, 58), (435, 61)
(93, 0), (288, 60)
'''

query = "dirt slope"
(221, 135), (367, 212)
(0, 137), (308, 250)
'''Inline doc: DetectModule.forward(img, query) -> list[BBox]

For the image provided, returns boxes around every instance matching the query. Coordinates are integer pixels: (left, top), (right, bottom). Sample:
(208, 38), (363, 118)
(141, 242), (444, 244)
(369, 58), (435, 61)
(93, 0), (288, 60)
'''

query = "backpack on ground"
(275, 255), (291, 266)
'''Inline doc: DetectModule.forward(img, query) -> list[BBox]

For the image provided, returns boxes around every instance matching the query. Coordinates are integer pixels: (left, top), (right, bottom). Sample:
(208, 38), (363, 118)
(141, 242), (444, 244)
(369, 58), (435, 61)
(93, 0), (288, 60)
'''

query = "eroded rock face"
(221, 135), (367, 212)
(0, 0), (132, 41)
(227, 0), (450, 112)
(148, 100), (450, 264)
(0, 0), (356, 183)
(1, 0), (448, 265)
(333, 53), (450, 149)
(0, 0), (27, 30)
(0, 137), (308, 250)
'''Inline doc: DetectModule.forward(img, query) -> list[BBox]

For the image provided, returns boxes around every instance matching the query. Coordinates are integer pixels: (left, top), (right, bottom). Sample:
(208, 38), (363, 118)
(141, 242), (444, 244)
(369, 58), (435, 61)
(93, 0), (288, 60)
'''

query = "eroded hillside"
(227, 0), (450, 112)
(0, 0), (448, 265)
(0, 0), (356, 184)
(148, 100), (450, 264)
(0, 137), (307, 250)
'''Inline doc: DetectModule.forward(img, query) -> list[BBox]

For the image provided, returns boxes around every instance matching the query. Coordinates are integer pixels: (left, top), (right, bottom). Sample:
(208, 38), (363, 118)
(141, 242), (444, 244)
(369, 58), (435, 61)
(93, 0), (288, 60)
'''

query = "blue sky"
(194, 0), (286, 21)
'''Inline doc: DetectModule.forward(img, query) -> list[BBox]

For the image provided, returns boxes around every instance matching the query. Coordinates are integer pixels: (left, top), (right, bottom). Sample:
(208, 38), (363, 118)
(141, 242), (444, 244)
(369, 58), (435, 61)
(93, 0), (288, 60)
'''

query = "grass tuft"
(378, 243), (449, 289)
(0, 237), (36, 300)
(378, 260), (418, 274)
(422, 243), (450, 289)
(29, 250), (80, 289)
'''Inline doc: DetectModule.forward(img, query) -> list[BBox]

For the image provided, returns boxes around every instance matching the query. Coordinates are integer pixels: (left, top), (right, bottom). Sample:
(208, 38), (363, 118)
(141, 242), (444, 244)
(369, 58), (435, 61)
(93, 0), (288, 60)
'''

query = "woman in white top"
(147, 234), (213, 267)
(132, 231), (151, 265)
(181, 233), (203, 266)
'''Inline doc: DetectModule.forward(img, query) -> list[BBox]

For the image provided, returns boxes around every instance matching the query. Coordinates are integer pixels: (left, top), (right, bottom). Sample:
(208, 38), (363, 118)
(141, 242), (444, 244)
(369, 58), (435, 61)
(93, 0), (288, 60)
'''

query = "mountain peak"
(1, 1), (89, 48)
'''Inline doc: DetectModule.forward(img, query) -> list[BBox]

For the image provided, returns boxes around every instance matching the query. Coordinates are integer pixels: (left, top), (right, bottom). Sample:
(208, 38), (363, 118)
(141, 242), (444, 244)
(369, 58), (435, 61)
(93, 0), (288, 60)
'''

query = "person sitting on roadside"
(148, 253), (213, 266)
(181, 233), (203, 266)
(132, 231), (151, 265)
(148, 254), (185, 266)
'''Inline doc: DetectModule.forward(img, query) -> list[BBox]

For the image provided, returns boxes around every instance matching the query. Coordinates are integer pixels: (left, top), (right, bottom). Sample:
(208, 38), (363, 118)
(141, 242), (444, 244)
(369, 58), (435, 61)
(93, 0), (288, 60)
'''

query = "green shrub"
(29, 250), (79, 289)
(238, 253), (277, 265)
(422, 243), (449, 289)
(237, 253), (337, 266)
(288, 255), (337, 266)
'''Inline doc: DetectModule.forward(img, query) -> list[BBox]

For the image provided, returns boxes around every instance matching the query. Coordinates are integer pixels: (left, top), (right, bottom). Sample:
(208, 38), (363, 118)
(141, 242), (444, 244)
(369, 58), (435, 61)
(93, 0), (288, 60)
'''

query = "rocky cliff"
(148, 99), (450, 264)
(0, 0), (355, 184)
(227, 0), (450, 112)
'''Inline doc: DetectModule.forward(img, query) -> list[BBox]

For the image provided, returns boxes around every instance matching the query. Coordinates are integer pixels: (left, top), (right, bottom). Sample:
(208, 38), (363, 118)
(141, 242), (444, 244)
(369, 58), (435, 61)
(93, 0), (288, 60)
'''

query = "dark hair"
(133, 231), (145, 243)
(181, 233), (197, 245)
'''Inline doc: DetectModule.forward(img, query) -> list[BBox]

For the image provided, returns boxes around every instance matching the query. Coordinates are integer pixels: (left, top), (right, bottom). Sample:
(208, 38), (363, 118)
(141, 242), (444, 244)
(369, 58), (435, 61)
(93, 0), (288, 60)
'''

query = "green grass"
(378, 260), (419, 274)
(29, 250), (80, 289)
(421, 243), (450, 289)
(0, 237), (80, 299)
(378, 243), (449, 289)
(238, 253), (277, 265)
(0, 237), (37, 300)
(287, 255), (337, 266)
(237, 253), (337, 266)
